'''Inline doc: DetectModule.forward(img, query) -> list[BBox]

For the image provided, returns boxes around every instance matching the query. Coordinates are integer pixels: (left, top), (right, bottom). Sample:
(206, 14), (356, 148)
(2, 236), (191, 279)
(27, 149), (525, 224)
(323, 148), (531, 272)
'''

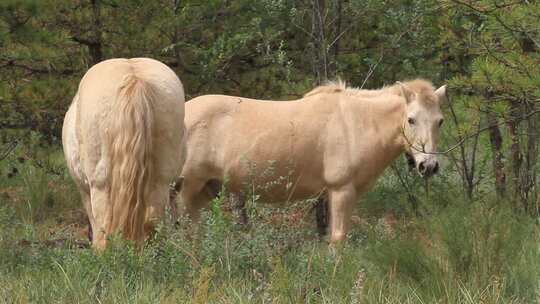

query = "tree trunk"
(329, 0), (342, 79)
(311, 0), (328, 84)
(523, 104), (538, 213)
(89, 0), (103, 65)
(507, 100), (523, 208)
(486, 110), (506, 199)
(448, 95), (476, 199)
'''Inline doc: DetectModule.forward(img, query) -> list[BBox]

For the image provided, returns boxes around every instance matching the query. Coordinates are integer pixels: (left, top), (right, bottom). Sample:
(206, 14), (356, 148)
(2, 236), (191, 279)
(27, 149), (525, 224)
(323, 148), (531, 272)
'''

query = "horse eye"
(408, 117), (416, 125)
(438, 119), (444, 127)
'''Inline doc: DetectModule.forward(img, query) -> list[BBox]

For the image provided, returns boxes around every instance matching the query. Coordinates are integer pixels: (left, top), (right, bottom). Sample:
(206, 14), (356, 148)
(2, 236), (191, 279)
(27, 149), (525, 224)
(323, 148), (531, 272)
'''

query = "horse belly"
(226, 160), (324, 205)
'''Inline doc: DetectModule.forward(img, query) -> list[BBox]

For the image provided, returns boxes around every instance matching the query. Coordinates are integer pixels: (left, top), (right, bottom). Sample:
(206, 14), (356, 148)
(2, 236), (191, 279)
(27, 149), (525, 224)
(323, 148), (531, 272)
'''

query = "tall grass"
(361, 201), (540, 304)
(1, 146), (539, 303)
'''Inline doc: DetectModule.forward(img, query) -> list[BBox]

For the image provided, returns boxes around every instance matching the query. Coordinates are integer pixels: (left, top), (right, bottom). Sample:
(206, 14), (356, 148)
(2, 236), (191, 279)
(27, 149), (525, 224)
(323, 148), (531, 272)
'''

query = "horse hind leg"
(79, 189), (94, 242)
(203, 179), (248, 226)
(194, 179), (249, 226)
(87, 217), (93, 242)
(89, 185), (111, 250)
(179, 178), (214, 225)
(230, 192), (248, 226)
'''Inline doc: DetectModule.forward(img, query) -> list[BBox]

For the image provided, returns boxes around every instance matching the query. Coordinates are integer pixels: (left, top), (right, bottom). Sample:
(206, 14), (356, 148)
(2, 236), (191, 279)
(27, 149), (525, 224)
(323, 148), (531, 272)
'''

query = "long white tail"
(106, 73), (155, 243)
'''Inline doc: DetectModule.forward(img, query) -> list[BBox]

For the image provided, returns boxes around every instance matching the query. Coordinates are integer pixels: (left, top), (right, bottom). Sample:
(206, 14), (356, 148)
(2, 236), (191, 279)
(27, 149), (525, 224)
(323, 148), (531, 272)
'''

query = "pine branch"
(0, 59), (75, 75)
(0, 139), (19, 162)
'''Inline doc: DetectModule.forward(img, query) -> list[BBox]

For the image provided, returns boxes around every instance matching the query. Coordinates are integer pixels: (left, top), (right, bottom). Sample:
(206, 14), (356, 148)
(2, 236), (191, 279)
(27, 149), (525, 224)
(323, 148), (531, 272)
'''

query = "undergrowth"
(1, 146), (539, 303)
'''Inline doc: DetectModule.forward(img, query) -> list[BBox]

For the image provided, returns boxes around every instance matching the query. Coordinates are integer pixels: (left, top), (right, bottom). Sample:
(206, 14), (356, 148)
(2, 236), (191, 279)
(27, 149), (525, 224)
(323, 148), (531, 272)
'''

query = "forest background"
(1, 1), (540, 303)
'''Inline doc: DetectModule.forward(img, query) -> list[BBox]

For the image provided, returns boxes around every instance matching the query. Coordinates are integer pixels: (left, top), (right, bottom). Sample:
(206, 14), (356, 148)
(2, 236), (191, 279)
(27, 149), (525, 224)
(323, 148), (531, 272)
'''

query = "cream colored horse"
(63, 58), (186, 249)
(179, 79), (446, 242)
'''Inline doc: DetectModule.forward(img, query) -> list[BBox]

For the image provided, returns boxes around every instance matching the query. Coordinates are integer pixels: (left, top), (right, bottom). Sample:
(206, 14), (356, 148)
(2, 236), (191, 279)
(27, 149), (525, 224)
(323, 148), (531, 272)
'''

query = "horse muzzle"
(418, 159), (439, 178)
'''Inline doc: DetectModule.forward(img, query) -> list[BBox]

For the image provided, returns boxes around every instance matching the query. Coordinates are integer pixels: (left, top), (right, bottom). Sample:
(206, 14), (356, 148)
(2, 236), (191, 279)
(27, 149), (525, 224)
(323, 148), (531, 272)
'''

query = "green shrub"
(2, 146), (539, 303)
(362, 199), (540, 303)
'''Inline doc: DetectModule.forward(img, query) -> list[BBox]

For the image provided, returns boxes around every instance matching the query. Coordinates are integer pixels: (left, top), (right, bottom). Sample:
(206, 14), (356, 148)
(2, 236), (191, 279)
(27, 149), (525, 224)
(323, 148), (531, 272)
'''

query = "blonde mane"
(303, 79), (349, 97)
(304, 78), (437, 103)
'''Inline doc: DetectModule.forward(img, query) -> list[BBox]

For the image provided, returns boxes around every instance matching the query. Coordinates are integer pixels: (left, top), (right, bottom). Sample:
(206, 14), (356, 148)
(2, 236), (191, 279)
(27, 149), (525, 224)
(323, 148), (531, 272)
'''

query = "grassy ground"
(1, 145), (539, 303)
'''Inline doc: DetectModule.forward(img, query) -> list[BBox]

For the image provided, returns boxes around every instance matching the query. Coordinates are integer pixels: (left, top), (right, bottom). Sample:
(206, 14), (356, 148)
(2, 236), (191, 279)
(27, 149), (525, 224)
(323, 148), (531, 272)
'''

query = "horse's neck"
(380, 99), (406, 151)
(350, 96), (405, 157)
(344, 97), (406, 186)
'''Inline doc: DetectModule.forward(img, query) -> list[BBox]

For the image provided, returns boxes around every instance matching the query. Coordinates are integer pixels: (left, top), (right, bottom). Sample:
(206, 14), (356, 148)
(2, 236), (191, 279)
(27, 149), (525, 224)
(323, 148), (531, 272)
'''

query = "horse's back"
(185, 94), (266, 129)
(77, 58), (183, 112)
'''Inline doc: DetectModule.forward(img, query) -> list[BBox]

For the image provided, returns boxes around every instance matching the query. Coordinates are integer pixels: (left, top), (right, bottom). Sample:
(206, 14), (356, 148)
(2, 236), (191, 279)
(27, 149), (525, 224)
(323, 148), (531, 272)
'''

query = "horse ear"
(396, 81), (415, 104)
(435, 85), (447, 104)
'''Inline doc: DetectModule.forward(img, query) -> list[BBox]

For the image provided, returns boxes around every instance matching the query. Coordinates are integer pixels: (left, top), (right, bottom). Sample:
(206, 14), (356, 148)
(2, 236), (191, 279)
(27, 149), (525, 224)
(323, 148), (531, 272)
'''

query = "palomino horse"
(63, 58), (186, 249)
(179, 79), (446, 242)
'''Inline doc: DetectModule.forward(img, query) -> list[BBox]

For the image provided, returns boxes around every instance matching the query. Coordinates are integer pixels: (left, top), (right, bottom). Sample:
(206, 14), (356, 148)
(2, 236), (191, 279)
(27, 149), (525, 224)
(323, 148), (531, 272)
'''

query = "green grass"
(1, 145), (539, 303)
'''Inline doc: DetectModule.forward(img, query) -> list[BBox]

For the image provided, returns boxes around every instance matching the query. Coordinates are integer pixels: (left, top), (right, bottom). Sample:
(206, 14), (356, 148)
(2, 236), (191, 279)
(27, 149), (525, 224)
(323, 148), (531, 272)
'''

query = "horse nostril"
(433, 162), (440, 175)
(405, 153), (415, 169)
(418, 161), (426, 173)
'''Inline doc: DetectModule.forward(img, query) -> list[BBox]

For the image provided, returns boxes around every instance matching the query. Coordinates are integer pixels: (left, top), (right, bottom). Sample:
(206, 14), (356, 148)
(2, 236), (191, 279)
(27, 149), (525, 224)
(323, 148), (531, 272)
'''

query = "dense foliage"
(1, 0), (539, 302)
(2, 0), (539, 206)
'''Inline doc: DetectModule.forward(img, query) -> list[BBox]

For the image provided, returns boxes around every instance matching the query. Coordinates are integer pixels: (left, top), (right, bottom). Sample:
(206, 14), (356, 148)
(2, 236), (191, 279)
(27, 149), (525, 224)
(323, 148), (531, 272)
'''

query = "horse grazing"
(179, 79), (446, 242)
(63, 58), (186, 249)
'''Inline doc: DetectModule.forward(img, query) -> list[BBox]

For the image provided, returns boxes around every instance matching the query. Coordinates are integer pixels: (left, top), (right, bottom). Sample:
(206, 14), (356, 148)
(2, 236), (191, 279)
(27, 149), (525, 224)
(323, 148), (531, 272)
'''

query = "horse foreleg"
(315, 194), (329, 237)
(328, 184), (356, 243)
